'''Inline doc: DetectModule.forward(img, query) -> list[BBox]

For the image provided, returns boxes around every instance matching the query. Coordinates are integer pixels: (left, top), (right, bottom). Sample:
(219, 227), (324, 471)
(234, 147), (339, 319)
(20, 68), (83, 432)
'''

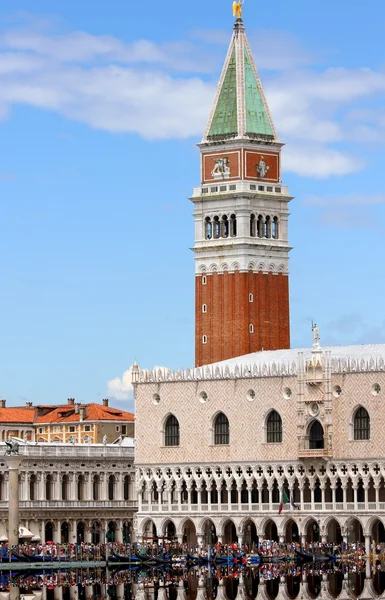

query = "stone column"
(115, 520), (123, 543)
(19, 472), (27, 501)
(331, 486), (336, 511)
(37, 473), (45, 500)
(365, 534), (371, 556)
(157, 483), (163, 511)
(55, 519), (61, 543)
(309, 480), (315, 512)
(197, 484), (202, 512)
(247, 484), (253, 512)
(85, 473), (92, 501)
(100, 473), (107, 501)
(6, 454), (22, 546)
(176, 483), (182, 512)
(54, 586), (63, 600)
(53, 473), (61, 500)
(299, 484), (304, 509)
(85, 522), (92, 543)
(375, 484), (380, 508)
(237, 484), (242, 511)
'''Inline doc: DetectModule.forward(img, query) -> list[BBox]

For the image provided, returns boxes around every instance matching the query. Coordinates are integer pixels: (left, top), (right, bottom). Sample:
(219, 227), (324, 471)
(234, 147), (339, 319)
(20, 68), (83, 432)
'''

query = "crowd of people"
(0, 539), (374, 563)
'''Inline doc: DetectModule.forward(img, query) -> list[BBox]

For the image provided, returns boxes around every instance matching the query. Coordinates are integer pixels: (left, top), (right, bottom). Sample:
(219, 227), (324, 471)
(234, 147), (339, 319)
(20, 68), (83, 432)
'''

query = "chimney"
(75, 404), (80, 414)
(0, 399), (5, 408)
(67, 398), (75, 405)
(26, 402), (33, 407)
(79, 406), (86, 421)
(102, 399), (109, 407)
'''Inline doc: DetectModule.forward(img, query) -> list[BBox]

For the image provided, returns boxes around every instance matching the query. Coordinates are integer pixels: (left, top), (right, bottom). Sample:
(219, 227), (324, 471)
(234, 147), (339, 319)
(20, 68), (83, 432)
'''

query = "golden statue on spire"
(233, 0), (244, 19)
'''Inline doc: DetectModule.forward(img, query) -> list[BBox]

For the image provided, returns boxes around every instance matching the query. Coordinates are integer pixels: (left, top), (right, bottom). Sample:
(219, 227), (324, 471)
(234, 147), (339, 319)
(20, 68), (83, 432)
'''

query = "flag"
(278, 490), (289, 515)
(290, 493), (300, 511)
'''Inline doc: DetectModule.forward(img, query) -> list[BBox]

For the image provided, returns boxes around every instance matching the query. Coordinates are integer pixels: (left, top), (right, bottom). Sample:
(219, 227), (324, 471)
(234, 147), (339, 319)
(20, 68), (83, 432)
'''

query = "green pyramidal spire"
(204, 19), (277, 143)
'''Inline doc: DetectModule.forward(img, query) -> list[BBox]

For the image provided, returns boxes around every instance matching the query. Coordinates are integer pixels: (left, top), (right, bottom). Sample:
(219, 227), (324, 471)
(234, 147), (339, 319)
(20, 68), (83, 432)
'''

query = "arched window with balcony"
(250, 214), (256, 237)
(267, 411), (282, 443)
(214, 412), (229, 445)
(29, 474), (37, 501)
(108, 475), (115, 501)
(222, 215), (229, 238)
(309, 420), (324, 449)
(264, 215), (271, 238)
(257, 215), (264, 238)
(61, 474), (69, 500)
(230, 214), (237, 237)
(78, 474), (85, 501)
(213, 216), (220, 239)
(205, 217), (212, 240)
(354, 407), (370, 440)
(165, 415), (180, 447)
(124, 475), (130, 501)
(272, 216), (279, 239)
(93, 475), (100, 500)
(45, 474), (53, 501)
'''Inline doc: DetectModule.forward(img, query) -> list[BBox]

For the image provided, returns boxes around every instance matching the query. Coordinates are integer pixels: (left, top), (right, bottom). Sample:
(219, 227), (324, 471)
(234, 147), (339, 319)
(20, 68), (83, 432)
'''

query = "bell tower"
(192, 15), (292, 367)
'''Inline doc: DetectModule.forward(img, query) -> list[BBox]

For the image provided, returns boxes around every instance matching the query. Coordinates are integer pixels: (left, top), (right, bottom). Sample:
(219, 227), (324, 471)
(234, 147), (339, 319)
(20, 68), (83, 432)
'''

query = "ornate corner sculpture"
(5, 438), (20, 456)
(211, 157), (231, 179)
(257, 156), (269, 178)
(312, 322), (320, 349)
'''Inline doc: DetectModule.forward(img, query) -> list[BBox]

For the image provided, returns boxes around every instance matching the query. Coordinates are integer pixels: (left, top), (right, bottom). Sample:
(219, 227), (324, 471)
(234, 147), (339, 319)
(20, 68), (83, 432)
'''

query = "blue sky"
(1, 0), (384, 410)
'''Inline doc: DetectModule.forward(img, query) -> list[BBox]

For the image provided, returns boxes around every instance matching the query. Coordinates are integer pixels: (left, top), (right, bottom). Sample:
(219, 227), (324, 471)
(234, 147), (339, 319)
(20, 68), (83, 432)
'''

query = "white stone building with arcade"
(0, 441), (137, 544)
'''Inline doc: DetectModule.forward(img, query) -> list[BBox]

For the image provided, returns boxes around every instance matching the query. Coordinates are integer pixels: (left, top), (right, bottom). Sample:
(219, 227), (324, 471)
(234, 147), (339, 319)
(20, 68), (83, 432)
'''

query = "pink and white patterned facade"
(133, 343), (385, 549)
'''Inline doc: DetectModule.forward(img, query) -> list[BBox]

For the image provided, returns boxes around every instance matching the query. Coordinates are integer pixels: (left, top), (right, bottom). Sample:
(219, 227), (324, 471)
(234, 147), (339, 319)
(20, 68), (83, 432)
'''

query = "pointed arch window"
(165, 415), (180, 447)
(267, 410), (282, 443)
(272, 217), (279, 239)
(230, 214), (237, 237)
(214, 412), (229, 445)
(354, 407), (370, 440)
(205, 217), (212, 240)
(257, 215), (264, 238)
(309, 420), (324, 449)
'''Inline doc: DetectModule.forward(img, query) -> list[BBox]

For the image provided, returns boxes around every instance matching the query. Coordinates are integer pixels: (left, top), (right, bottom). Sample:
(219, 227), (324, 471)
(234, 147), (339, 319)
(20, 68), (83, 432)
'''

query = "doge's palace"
(133, 340), (385, 552)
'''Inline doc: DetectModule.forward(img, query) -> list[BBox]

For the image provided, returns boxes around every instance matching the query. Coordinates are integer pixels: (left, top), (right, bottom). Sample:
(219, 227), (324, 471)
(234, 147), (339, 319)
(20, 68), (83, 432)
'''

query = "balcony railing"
(0, 500), (137, 509)
(18, 446), (134, 458)
(141, 502), (385, 513)
(298, 442), (332, 458)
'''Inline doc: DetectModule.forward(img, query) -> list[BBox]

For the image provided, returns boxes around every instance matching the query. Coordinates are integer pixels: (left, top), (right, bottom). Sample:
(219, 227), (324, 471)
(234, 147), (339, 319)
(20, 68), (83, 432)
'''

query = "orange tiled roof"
(35, 403), (134, 424)
(0, 408), (35, 423)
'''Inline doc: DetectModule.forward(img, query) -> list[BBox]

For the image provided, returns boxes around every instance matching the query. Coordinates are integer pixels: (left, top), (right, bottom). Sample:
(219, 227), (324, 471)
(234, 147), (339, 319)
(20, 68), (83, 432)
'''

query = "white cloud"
(0, 16), (384, 174)
(107, 366), (134, 401)
(107, 364), (168, 401)
(283, 145), (364, 178)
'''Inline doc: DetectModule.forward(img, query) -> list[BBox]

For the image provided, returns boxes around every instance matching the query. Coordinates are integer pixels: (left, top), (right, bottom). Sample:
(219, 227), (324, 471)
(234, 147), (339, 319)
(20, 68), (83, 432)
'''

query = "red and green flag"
(278, 490), (289, 515)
